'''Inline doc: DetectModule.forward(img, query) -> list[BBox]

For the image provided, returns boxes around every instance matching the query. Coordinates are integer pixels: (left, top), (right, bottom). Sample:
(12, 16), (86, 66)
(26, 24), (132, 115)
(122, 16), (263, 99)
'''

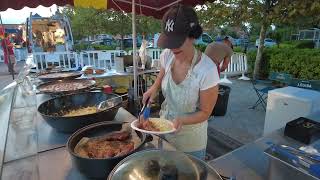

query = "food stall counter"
(208, 123), (320, 180)
(0, 81), (175, 180)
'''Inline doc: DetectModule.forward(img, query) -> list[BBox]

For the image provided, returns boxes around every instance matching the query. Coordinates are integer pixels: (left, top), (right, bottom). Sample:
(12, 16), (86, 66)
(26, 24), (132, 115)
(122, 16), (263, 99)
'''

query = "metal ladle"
(96, 94), (128, 112)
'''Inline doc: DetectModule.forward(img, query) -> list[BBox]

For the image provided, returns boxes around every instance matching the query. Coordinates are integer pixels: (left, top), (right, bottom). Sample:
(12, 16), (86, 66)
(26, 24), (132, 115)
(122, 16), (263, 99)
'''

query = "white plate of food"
(131, 118), (176, 135)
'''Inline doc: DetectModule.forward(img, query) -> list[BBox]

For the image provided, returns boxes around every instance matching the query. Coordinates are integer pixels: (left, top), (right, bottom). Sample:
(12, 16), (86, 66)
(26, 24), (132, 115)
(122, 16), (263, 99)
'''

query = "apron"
(160, 49), (208, 152)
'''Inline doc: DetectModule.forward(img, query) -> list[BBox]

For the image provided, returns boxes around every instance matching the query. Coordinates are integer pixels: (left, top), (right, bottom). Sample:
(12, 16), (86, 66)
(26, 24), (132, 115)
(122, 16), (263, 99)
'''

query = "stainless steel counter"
(0, 86), (175, 180)
(2, 79), (320, 180)
(208, 112), (320, 180)
(0, 82), (16, 176)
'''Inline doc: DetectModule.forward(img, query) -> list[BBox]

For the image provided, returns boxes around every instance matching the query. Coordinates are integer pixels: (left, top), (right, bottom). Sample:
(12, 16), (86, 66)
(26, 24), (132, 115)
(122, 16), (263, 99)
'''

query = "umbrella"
(0, 0), (207, 99)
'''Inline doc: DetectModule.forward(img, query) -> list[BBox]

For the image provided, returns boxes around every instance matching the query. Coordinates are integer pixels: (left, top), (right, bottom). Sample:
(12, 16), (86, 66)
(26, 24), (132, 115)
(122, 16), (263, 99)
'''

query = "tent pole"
(0, 14), (14, 80)
(132, 0), (138, 101)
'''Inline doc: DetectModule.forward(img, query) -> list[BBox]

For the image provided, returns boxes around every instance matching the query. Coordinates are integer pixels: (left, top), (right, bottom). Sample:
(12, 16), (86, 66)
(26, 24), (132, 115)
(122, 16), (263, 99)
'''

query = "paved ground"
(209, 79), (266, 144)
(205, 78), (267, 159)
(0, 62), (24, 90)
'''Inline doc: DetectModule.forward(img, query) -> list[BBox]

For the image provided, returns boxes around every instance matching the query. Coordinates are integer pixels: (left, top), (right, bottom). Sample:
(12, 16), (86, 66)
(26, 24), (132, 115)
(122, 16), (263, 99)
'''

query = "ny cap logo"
(165, 19), (174, 32)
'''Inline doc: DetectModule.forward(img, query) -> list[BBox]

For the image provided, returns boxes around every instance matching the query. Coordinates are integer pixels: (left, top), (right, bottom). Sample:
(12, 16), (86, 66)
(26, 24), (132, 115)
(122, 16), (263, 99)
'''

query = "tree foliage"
(62, 7), (161, 40)
(197, 0), (320, 78)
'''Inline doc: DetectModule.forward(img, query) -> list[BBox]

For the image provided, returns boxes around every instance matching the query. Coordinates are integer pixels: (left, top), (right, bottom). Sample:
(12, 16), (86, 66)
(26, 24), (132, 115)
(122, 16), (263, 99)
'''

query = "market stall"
(2, 1), (320, 180)
(1, 0), (207, 101)
(1, 74), (320, 180)
(29, 14), (73, 53)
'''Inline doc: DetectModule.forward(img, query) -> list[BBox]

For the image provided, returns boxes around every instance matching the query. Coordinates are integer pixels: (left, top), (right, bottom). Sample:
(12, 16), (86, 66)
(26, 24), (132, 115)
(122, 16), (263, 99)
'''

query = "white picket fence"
(28, 49), (250, 80)
(127, 48), (163, 61)
(32, 51), (79, 72)
(220, 52), (250, 84)
(78, 50), (127, 69)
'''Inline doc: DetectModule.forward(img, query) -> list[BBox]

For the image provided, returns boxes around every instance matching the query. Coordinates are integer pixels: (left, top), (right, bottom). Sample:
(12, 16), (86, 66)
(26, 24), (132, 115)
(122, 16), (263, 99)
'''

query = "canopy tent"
(0, 0), (206, 19)
(0, 0), (207, 99)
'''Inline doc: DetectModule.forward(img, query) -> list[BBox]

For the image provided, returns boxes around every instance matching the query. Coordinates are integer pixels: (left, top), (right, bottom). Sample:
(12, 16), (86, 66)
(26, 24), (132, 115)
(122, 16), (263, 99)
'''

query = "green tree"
(63, 7), (161, 49)
(136, 15), (161, 35)
(197, 0), (320, 78)
(251, 0), (320, 78)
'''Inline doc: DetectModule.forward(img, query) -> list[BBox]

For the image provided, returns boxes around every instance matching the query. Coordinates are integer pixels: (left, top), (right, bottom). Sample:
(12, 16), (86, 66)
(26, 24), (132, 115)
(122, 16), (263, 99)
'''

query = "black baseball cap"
(157, 4), (199, 49)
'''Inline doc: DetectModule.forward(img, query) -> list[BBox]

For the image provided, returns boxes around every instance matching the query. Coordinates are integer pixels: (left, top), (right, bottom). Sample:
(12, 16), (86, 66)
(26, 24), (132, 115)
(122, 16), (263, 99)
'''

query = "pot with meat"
(67, 121), (152, 178)
(38, 92), (122, 133)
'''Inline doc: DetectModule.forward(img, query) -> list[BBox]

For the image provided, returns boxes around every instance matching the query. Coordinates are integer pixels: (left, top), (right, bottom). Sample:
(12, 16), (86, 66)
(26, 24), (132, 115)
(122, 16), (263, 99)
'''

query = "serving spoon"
(96, 94), (127, 112)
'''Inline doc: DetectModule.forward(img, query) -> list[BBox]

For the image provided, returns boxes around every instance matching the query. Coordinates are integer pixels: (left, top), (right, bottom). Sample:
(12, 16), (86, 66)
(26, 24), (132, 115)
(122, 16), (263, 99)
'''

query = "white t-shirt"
(159, 49), (220, 152)
(160, 49), (220, 91)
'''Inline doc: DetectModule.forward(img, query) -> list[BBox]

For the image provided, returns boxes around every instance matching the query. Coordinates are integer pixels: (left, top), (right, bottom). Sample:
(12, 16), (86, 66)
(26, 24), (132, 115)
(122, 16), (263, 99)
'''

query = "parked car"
(234, 38), (249, 46)
(91, 38), (115, 46)
(255, 38), (277, 48)
(117, 38), (142, 49)
(96, 34), (113, 40)
(195, 33), (213, 46)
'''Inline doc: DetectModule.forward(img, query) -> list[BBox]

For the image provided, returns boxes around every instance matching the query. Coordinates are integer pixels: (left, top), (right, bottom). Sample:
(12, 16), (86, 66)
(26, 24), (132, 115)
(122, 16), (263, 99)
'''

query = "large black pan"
(36, 79), (96, 95)
(67, 121), (152, 178)
(38, 71), (83, 82)
(38, 92), (121, 133)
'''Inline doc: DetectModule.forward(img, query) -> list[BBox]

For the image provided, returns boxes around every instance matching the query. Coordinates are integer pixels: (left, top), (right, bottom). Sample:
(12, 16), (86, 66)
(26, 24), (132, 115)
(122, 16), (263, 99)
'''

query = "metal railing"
(32, 51), (78, 72)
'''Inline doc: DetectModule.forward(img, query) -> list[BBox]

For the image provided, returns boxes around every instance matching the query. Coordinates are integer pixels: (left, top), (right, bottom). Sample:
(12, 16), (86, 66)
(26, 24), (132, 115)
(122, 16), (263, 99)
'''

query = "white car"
(256, 38), (277, 48)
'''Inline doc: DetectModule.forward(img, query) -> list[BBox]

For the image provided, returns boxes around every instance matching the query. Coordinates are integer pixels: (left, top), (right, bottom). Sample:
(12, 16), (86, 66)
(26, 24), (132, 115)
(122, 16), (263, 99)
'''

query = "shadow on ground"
(207, 78), (266, 159)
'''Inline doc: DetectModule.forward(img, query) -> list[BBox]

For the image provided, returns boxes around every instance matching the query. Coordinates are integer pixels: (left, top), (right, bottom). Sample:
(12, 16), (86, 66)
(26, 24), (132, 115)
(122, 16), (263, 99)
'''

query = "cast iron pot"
(67, 121), (152, 178)
(38, 92), (121, 133)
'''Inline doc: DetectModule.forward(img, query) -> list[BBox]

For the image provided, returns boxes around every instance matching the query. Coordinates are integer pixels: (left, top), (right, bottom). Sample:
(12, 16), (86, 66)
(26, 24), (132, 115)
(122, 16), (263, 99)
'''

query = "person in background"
(142, 4), (219, 160)
(1, 33), (16, 73)
(205, 36), (234, 76)
(223, 36), (234, 50)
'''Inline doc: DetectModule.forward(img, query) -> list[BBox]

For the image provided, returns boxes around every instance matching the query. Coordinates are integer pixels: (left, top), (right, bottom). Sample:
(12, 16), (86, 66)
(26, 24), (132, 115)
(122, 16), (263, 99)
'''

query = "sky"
(0, 5), (58, 24)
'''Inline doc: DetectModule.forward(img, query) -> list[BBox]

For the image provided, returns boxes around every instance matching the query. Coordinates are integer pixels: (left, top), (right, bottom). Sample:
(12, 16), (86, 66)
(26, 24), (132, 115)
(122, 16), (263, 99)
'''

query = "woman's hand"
(142, 87), (156, 105)
(173, 118), (183, 132)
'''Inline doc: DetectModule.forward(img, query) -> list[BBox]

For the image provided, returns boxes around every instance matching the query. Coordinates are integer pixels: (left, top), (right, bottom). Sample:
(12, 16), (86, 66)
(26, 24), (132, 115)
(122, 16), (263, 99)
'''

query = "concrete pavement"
(0, 62), (25, 90)
(206, 79), (266, 159)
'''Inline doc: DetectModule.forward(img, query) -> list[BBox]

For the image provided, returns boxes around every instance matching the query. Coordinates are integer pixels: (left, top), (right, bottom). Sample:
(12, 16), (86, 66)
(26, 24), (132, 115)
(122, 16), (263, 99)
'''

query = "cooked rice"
(63, 106), (97, 117)
(149, 118), (173, 131)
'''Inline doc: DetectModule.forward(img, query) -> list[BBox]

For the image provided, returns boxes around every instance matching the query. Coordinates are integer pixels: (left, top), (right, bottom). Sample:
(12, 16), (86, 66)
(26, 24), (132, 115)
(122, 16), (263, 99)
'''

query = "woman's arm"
(173, 85), (218, 128)
(220, 56), (231, 72)
(142, 67), (165, 103)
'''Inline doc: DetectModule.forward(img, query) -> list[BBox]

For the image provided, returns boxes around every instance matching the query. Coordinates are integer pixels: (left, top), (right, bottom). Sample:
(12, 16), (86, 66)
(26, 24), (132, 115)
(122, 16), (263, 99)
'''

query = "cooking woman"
(143, 4), (219, 160)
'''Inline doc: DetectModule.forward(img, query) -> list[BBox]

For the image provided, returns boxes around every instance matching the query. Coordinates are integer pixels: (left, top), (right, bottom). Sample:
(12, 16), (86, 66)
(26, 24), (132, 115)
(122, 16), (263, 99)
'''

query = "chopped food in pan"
(39, 81), (92, 93)
(62, 101), (116, 117)
(39, 72), (79, 79)
(63, 106), (97, 117)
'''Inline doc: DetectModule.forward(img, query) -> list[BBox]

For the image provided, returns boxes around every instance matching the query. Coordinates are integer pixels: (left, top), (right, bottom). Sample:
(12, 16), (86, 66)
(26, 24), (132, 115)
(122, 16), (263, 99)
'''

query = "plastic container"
(212, 85), (231, 116)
